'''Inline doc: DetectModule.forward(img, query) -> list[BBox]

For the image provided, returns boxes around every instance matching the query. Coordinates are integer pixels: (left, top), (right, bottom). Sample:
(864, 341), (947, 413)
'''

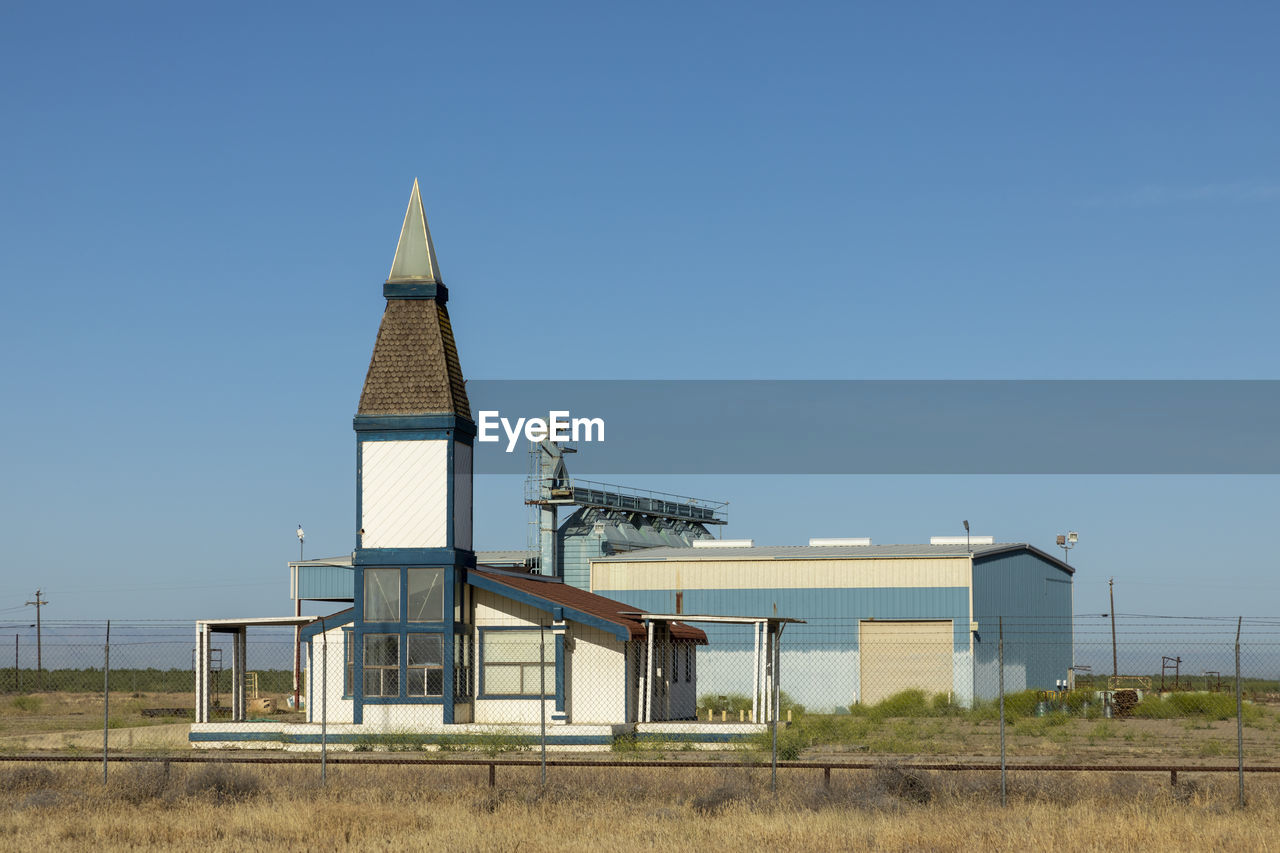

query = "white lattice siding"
(454, 442), (472, 551)
(360, 440), (448, 549)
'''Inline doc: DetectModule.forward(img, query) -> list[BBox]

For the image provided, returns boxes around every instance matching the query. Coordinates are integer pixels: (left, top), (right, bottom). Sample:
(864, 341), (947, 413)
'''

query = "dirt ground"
(3, 691), (1278, 766)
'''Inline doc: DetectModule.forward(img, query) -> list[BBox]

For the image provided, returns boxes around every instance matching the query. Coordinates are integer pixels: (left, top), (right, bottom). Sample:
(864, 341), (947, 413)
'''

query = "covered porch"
(624, 614), (803, 725)
(194, 616), (317, 723)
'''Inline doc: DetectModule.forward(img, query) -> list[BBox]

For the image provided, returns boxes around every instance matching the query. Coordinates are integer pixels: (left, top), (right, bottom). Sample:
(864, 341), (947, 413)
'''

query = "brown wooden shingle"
(357, 299), (470, 418)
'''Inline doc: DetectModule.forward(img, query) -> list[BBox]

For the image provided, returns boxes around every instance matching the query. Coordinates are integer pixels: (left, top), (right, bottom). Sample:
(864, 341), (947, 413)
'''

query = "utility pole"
(26, 590), (47, 685)
(1108, 578), (1117, 678)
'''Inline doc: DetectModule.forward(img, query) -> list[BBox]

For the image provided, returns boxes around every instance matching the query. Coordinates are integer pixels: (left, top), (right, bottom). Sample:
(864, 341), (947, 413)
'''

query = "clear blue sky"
(1, 2), (1277, 624)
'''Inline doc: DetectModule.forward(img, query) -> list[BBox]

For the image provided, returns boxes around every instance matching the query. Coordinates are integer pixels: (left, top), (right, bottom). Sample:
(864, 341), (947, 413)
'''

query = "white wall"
(472, 589), (556, 725)
(568, 624), (626, 723)
(360, 439), (448, 548)
(306, 625), (353, 724)
(472, 588), (629, 725)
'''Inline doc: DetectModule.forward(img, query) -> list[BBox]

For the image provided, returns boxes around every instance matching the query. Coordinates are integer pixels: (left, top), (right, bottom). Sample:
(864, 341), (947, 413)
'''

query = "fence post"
(540, 623), (547, 787)
(1236, 616), (1244, 807)
(771, 623), (781, 793)
(102, 620), (110, 784)
(998, 615), (1006, 807)
(320, 618), (327, 787)
(13, 635), (17, 693)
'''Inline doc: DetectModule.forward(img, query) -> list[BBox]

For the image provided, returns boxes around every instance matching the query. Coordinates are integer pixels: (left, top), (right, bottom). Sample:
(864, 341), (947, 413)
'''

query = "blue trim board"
(354, 415), (477, 439)
(354, 548), (474, 567)
(357, 429), (457, 442)
(443, 567), (456, 724)
(554, 634), (566, 713)
(383, 281), (449, 302)
(300, 611), (353, 642)
(189, 730), (762, 746)
(355, 436), (363, 553)
(466, 572), (631, 642)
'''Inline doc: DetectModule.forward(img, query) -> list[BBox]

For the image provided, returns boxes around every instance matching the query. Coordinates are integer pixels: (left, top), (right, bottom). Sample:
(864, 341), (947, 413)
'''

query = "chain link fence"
(3, 617), (1279, 802)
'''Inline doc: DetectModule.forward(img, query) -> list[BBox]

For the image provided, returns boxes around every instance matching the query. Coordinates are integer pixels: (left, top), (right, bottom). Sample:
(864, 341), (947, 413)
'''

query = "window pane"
(484, 665), (520, 694)
(523, 664), (553, 693)
(408, 634), (443, 666)
(483, 630), (552, 663)
(425, 669), (443, 696)
(364, 568), (400, 621)
(364, 669), (398, 697)
(484, 633), (534, 664)
(364, 634), (398, 667)
(407, 568), (444, 622)
(407, 669), (424, 696)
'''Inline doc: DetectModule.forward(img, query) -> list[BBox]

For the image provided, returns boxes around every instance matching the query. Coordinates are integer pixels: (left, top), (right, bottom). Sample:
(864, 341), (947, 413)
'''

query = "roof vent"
(692, 539), (754, 548)
(931, 535), (995, 546)
(809, 537), (871, 547)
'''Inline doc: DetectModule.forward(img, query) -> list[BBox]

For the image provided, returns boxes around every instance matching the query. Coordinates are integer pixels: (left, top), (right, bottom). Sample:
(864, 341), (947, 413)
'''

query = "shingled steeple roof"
(357, 181), (470, 419)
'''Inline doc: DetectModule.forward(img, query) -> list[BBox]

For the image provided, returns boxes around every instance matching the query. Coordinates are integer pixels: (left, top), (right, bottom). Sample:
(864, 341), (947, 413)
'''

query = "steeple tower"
(350, 181), (476, 725)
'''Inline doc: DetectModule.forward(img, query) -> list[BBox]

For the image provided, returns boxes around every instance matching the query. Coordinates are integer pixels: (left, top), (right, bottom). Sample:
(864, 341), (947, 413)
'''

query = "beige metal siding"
(859, 620), (953, 705)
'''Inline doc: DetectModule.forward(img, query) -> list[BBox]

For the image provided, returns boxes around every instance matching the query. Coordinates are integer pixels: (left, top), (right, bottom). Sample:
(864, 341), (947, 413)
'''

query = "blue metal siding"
(971, 551), (1072, 697)
(296, 565), (354, 600)
(562, 534), (605, 590)
(608, 587), (970, 653)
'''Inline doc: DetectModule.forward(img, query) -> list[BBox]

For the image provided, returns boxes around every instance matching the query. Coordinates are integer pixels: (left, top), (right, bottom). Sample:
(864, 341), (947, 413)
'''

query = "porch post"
(195, 624), (206, 723)
(644, 619), (655, 723)
(752, 620), (761, 724)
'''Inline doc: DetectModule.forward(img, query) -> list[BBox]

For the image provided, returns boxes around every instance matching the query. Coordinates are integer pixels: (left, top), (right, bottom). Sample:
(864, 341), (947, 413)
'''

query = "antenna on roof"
(963, 520), (970, 554)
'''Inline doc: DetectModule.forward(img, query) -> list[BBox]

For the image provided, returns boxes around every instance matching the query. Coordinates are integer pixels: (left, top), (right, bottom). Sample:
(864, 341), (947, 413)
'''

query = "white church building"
(186, 182), (791, 750)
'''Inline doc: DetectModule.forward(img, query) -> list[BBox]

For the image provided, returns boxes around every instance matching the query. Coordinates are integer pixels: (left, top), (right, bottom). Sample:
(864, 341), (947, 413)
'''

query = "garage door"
(859, 620), (954, 705)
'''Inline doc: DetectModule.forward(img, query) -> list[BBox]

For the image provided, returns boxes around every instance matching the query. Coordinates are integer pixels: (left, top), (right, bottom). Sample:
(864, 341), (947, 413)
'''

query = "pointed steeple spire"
(387, 178), (442, 284)
(358, 181), (469, 419)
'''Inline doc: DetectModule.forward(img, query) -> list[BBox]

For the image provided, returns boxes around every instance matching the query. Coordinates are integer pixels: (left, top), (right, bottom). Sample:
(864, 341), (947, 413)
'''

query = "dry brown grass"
(0, 761), (1277, 852)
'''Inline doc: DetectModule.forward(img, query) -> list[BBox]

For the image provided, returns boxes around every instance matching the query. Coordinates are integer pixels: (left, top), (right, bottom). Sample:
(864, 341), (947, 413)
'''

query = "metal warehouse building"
(590, 540), (1074, 711)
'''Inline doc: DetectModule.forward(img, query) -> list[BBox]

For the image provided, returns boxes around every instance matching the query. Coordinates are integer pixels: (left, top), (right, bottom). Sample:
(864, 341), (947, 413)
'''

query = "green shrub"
(10, 695), (42, 713)
(1132, 691), (1263, 723)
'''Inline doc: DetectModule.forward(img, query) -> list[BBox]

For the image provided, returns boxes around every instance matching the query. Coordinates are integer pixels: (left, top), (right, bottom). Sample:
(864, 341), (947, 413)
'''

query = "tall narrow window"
(454, 632), (474, 700)
(363, 634), (399, 697)
(364, 568), (399, 622)
(344, 631), (353, 695)
(407, 634), (444, 696)
(407, 568), (444, 622)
